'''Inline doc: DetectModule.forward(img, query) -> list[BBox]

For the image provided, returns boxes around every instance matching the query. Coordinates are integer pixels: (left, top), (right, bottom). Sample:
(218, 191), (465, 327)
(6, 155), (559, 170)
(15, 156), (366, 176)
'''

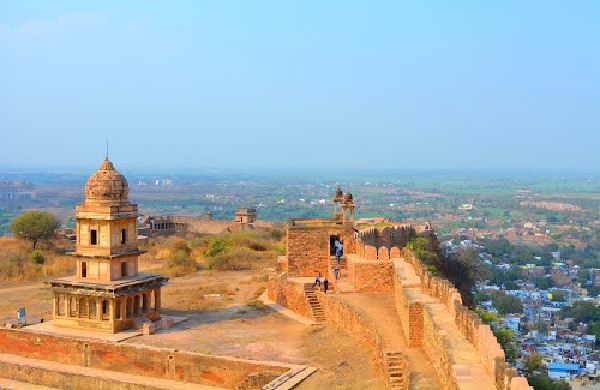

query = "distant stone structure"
(235, 208), (257, 223)
(47, 158), (168, 333)
(138, 208), (278, 238)
(0, 180), (35, 201)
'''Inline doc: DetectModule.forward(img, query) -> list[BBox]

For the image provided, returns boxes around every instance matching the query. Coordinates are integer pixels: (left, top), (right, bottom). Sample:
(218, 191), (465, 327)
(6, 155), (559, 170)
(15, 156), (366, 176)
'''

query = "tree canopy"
(560, 301), (600, 323)
(491, 291), (523, 315)
(10, 210), (60, 250)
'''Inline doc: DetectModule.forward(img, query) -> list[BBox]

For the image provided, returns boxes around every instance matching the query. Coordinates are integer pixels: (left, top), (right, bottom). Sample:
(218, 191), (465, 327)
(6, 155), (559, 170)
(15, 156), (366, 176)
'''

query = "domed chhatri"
(334, 186), (344, 200)
(344, 190), (353, 203)
(47, 157), (168, 334)
(84, 158), (128, 203)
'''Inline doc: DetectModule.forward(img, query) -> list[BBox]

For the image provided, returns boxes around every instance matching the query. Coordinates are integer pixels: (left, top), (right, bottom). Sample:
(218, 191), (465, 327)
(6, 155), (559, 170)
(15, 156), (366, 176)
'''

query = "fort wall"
(347, 255), (394, 293)
(397, 248), (533, 390)
(0, 329), (291, 389)
(286, 227), (330, 277)
(267, 278), (314, 320)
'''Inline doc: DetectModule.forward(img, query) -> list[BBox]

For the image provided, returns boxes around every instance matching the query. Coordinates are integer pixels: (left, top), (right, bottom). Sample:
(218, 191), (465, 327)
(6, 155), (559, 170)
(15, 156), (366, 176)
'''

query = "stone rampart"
(319, 294), (408, 389)
(398, 248), (533, 390)
(364, 245), (378, 260)
(393, 286), (422, 347)
(0, 328), (291, 389)
(268, 277), (314, 320)
(347, 256), (394, 293)
(286, 228), (331, 277)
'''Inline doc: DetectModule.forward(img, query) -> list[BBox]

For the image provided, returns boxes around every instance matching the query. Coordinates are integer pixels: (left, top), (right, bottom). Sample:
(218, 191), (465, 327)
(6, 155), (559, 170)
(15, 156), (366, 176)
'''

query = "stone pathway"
(337, 293), (442, 390)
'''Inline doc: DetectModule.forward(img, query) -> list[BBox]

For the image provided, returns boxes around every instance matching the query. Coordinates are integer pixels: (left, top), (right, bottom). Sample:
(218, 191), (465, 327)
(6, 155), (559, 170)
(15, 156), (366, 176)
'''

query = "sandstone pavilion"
(48, 158), (168, 333)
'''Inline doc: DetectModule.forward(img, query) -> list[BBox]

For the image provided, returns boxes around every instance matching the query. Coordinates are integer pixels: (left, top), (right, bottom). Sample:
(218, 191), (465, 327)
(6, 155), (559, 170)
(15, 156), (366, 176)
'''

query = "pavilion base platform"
(22, 316), (187, 343)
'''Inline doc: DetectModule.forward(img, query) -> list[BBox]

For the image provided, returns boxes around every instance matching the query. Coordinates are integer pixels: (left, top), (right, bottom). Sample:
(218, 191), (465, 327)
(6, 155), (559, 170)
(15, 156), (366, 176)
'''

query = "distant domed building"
(47, 158), (168, 333)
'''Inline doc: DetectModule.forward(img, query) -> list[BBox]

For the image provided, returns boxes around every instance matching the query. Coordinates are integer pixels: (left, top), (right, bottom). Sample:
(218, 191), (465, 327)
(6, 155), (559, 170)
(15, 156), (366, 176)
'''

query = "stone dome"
(84, 158), (128, 203)
(344, 190), (353, 203)
(334, 186), (344, 201)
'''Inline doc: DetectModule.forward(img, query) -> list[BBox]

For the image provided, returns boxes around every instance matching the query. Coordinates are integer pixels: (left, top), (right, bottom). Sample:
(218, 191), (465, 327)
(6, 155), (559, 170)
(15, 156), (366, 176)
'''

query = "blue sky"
(0, 1), (598, 171)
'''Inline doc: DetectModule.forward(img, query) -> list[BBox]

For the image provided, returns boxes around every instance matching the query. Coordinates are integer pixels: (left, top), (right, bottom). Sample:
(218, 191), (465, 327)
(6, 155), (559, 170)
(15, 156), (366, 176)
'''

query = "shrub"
(30, 250), (45, 265)
(165, 248), (197, 276)
(204, 237), (226, 257)
(207, 246), (275, 271)
(171, 240), (191, 256)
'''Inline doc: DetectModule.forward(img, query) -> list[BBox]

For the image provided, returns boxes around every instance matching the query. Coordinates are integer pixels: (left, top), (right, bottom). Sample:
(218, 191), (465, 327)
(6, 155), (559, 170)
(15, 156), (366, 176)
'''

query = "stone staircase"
(329, 255), (347, 270)
(385, 351), (406, 390)
(328, 256), (358, 293)
(303, 286), (325, 323)
(261, 366), (317, 390)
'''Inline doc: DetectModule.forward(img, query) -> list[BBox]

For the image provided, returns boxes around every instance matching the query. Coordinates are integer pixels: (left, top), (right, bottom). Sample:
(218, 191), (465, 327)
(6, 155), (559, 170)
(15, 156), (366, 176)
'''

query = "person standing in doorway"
(335, 241), (343, 264)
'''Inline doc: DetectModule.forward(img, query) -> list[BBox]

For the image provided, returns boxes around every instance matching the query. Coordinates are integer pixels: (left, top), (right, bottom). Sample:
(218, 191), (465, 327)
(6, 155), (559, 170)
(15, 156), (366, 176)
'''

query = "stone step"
(262, 366), (317, 390)
(0, 353), (217, 390)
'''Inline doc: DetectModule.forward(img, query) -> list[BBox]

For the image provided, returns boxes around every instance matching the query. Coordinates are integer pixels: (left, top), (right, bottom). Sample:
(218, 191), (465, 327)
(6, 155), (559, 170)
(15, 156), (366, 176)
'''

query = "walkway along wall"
(397, 248), (533, 390)
(318, 293), (409, 390)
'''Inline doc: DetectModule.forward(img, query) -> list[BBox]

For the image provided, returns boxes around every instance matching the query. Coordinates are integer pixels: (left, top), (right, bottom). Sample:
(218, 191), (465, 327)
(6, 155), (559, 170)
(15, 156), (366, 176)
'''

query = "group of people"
(310, 239), (345, 294)
(312, 272), (329, 293)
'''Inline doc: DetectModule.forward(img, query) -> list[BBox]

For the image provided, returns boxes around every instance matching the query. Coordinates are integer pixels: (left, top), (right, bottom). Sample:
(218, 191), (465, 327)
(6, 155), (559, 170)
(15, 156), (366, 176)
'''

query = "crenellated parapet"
(398, 247), (533, 390)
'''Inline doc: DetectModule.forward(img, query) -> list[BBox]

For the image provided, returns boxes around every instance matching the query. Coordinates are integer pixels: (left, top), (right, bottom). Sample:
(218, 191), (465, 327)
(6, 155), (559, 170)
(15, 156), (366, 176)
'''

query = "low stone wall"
(268, 277), (314, 320)
(319, 294), (408, 390)
(0, 358), (166, 390)
(394, 286), (422, 347)
(0, 329), (291, 389)
(399, 248), (533, 390)
(421, 308), (457, 390)
(347, 257), (394, 293)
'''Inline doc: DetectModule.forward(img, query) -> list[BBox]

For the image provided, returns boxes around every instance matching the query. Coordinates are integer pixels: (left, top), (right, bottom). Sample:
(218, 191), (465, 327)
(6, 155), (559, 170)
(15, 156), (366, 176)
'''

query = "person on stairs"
(334, 265), (340, 280)
(335, 241), (343, 264)
(323, 278), (329, 294)
(312, 272), (322, 288)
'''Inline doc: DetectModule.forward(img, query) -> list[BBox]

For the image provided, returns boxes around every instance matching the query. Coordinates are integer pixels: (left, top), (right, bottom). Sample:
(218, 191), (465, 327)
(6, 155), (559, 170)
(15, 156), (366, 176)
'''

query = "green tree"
(491, 291), (524, 315)
(527, 374), (572, 390)
(476, 309), (498, 325)
(551, 292), (566, 302)
(561, 301), (600, 323)
(586, 322), (600, 345)
(524, 353), (544, 375)
(504, 280), (518, 290)
(533, 276), (553, 290)
(494, 328), (517, 363)
(445, 247), (485, 308)
(11, 210), (60, 250)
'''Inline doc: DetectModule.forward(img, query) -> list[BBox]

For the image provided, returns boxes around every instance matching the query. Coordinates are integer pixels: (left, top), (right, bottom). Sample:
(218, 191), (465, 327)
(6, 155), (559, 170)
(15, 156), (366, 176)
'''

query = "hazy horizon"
(1, 1), (599, 171)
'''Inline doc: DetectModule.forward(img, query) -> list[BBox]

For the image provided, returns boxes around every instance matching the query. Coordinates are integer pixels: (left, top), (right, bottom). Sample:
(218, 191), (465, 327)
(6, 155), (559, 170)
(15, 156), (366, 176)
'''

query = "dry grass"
(0, 238), (74, 283)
